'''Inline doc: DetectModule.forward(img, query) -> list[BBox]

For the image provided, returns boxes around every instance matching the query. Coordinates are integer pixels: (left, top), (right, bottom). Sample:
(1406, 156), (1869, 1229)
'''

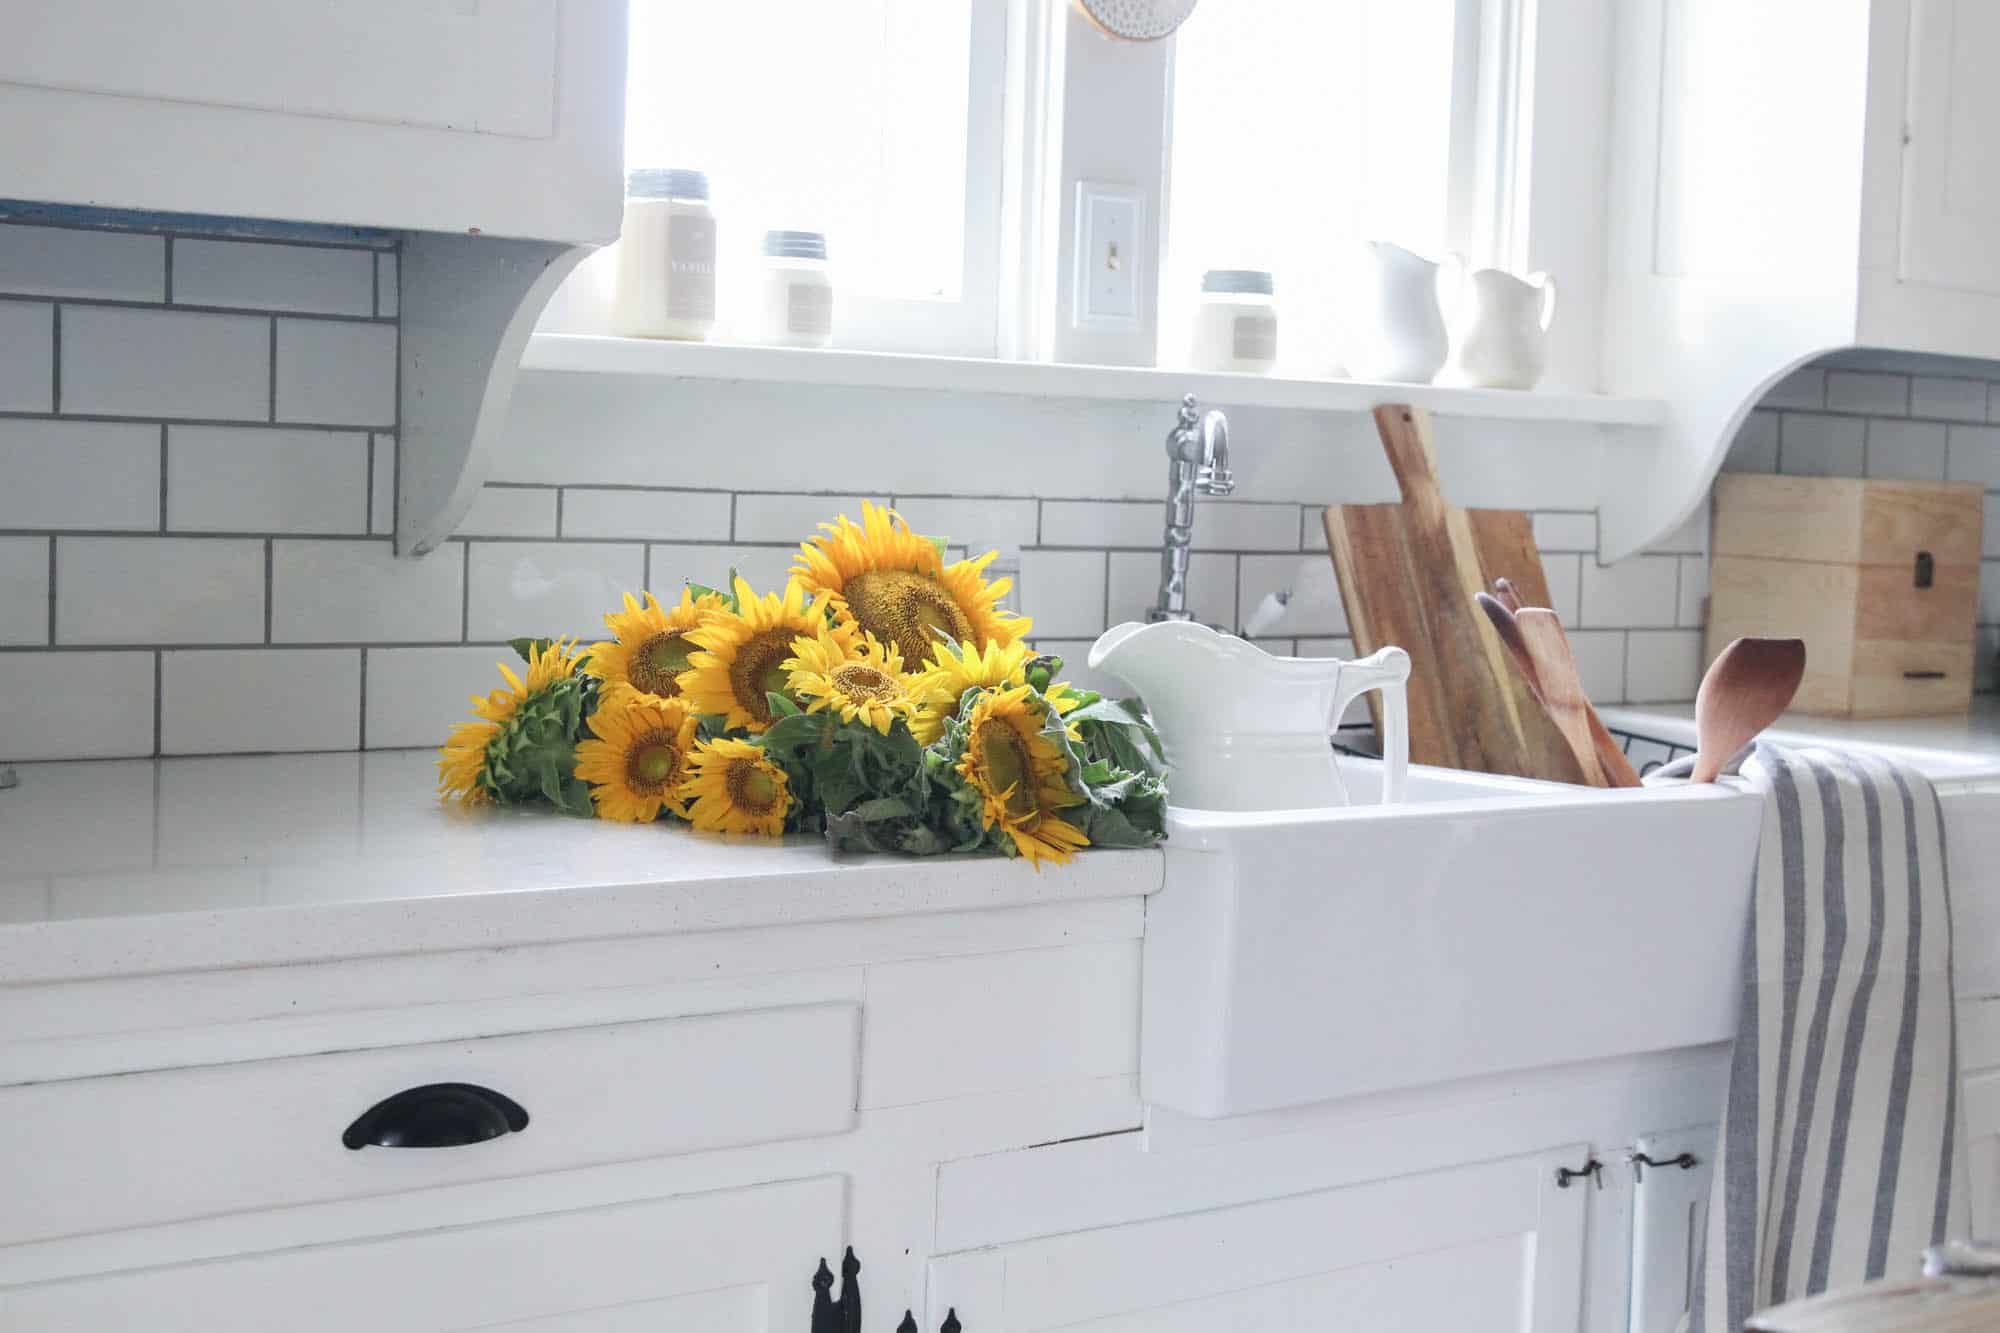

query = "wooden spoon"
(1476, 593), (1642, 788)
(1512, 609), (1607, 787)
(1692, 637), (1807, 782)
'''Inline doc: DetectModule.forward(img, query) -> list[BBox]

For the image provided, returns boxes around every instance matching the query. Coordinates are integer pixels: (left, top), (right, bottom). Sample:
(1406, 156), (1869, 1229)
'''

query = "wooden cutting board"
(1324, 404), (1587, 783)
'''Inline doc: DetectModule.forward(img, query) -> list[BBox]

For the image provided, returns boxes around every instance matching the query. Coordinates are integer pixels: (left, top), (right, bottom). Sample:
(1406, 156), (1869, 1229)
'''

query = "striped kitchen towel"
(1688, 744), (1969, 1332)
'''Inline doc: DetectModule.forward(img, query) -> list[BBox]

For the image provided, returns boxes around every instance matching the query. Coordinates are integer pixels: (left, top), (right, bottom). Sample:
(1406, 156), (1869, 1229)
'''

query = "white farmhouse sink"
(1142, 760), (1764, 1118)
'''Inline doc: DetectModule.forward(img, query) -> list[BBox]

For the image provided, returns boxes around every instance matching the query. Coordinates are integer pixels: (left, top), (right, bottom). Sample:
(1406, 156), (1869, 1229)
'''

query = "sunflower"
(790, 501), (1030, 666)
(572, 691), (699, 823)
(436, 639), (583, 804)
(681, 737), (792, 836)
(589, 587), (726, 699)
(909, 639), (1084, 745)
(785, 630), (914, 736)
(956, 684), (1090, 869)
(679, 577), (846, 731)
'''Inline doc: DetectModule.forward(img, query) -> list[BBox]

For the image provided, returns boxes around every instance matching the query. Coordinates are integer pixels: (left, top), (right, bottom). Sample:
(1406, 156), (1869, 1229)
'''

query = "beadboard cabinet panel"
(0, 1175), (842, 1333)
(1899, 0), (2000, 295)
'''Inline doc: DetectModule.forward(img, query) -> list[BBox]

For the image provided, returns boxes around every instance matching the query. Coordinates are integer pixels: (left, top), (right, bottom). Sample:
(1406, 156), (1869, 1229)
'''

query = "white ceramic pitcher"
(1339, 241), (1449, 384)
(1087, 621), (1410, 811)
(1448, 265), (1556, 390)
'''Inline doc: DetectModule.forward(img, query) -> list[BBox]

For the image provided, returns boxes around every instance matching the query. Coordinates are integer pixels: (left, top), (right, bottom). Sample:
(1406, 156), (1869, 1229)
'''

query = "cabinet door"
(1899, 0), (2000, 294)
(0, 1176), (841, 1333)
(0, 1), (622, 243)
(1627, 1128), (1718, 1333)
(928, 1147), (1589, 1333)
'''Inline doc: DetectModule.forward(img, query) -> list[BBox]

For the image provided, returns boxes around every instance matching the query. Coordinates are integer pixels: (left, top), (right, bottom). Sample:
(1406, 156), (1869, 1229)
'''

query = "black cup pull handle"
(342, 1082), (529, 1150)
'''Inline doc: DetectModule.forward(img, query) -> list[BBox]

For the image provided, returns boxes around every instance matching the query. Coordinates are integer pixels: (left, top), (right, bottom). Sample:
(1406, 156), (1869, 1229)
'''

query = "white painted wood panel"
(929, 1147), (1588, 1333)
(0, 1004), (858, 1248)
(0, 3), (621, 242)
(1899, 0), (2000, 295)
(0, 1175), (842, 1333)
(1627, 1127), (1718, 1333)
(860, 939), (1140, 1108)
(0, 1), (557, 138)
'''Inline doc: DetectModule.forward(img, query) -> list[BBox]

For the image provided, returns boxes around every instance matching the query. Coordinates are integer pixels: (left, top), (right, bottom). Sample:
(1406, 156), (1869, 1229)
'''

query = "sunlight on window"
(1165, 0), (1459, 373)
(624, 0), (972, 308)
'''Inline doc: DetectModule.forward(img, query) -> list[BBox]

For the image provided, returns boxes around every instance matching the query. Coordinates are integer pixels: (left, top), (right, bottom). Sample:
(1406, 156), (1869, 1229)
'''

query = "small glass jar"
(758, 230), (833, 348)
(1190, 269), (1278, 373)
(610, 168), (717, 341)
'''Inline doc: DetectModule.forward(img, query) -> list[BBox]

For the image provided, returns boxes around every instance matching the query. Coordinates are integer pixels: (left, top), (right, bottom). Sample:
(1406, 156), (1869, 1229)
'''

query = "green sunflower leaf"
(766, 691), (802, 719)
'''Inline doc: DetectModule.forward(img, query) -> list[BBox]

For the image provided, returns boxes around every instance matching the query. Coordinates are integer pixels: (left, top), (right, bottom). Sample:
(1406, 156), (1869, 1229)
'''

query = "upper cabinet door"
(0, 1), (624, 244)
(1899, 0), (2000, 294)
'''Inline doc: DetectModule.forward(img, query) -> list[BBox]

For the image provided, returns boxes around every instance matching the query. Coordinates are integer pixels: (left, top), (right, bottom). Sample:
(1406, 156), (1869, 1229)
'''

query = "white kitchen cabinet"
(929, 1143), (1590, 1333)
(1598, 0), (2000, 559)
(1625, 1128), (1718, 1333)
(0, 1175), (844, 1332)
(0, 1), (624, 245)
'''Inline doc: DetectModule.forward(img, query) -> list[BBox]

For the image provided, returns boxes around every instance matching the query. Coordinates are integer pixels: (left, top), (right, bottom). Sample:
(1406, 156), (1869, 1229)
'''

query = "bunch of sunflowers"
(437, 503), (1167, 868)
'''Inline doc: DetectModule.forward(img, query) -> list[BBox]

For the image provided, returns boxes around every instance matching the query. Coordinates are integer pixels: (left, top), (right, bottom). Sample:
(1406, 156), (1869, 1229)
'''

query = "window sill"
(520, 335), (1667, 427)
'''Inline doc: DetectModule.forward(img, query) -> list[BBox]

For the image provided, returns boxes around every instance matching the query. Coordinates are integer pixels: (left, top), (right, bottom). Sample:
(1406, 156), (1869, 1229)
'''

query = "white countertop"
(0, 750), (1163, 984)
(1601, 697), (2000, 783)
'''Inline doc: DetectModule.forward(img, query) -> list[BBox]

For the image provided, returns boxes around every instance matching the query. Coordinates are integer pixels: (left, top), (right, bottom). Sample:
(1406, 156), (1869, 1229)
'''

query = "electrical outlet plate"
(1072, 181), (1143, 330)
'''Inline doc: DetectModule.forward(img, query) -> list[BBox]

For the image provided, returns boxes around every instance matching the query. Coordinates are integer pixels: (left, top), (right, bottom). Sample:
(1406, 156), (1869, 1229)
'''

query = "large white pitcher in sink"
(1088, 621), (1410, 811)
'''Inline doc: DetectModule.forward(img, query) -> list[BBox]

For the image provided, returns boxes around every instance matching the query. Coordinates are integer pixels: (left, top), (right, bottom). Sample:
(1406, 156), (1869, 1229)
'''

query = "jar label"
(1233, 313), (1277, 363)
(667, 213), (716, 321)
(787, 283), (833, 336)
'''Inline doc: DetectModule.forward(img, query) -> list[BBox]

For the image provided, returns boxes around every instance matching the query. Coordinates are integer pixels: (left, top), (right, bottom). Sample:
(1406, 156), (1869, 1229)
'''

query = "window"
(601, 0), (1507, 368)
(623, 0), (1007, 354)
(1161, 0), (1481, 373)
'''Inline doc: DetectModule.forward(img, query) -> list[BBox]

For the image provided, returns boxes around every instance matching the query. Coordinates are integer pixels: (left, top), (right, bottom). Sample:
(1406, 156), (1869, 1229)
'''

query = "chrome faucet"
(1149, 393), (1235, 622)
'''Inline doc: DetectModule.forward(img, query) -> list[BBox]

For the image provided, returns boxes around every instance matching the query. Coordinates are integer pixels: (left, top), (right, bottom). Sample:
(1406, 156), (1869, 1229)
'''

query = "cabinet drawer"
(0, 1175), (841, 1332)
(0, 1004), (857, 1248)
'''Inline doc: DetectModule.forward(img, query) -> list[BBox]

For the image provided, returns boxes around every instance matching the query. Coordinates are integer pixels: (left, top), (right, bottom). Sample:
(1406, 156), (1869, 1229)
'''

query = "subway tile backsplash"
(9, 217), (1992, 763)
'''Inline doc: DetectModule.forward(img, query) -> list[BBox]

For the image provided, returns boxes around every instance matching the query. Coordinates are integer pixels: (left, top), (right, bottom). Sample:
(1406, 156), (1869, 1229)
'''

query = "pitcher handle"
(1534, 272), (1558, 331)
(1330, 646), (1411, 805)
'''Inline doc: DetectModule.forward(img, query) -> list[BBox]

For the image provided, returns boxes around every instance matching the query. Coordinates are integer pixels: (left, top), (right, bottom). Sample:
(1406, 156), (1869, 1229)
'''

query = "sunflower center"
(623, 730), (685, 795)
(724, 760), (782, 815)
(728, 628), (798, 724)
(845, 570), (974, 666)
(831, 662), (900, 703)
(974, 718), (1040, 821)
(630, 631), (694, 696)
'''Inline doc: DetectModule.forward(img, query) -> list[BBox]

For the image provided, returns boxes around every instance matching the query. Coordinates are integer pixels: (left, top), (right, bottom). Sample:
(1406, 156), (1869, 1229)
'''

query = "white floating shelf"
(521, 334), (1669, 427)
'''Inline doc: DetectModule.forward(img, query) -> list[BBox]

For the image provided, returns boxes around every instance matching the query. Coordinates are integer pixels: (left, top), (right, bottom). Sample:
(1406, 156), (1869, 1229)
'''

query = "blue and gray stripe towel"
(1684, 744), (1969, 1331)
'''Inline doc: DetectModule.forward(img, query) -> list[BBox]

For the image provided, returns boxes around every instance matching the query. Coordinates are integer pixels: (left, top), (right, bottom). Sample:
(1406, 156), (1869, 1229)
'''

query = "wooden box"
(1708, 474), (1985, 717)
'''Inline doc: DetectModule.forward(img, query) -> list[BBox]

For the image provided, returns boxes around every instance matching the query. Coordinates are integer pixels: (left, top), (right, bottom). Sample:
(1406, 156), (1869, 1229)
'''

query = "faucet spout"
(1150, 394), (1234, 623)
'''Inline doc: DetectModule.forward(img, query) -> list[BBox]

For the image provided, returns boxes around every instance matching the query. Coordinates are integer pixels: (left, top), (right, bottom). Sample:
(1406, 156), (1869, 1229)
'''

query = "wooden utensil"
(1512, 609), (1607, 786)
(1475, 592), (1643, 788)
(1492, 577), (1524, 613)
(1324, 405), (1587, 782)
(1692, 636), (1808, 782)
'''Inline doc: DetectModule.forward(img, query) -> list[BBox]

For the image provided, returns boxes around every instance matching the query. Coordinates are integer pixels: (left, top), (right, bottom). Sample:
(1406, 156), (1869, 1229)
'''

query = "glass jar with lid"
(1190, 269), (1278, 373)
(610, 168), (717, 341)
(758, 230), (833, 348)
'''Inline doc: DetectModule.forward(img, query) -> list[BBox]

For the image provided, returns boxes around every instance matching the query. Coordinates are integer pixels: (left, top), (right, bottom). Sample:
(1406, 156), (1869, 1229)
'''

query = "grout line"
(371, 252), (380, 320)
(262, 538), (273, 643)
(45, 536), (55, 644)
(152, 650), (163, 757)
(267, 317), (277, 423)
(0, 409), (382, 433)
(728, 493), (739, 542)
(387, 433), (399, 547)
(163, 234), (175, 303)
(460, 544), (471, 642)
(157, 424), (169, 531)
(48, 304), (60, 413)
(357, 647), (368, 750)
(0, 639), (521, 652)
(364, 435), (376, 535)
(556, 489), (566, 539)
(643, 543), (654, 591)
(0, 215), (394, 251)
(0, 290), (396, 323)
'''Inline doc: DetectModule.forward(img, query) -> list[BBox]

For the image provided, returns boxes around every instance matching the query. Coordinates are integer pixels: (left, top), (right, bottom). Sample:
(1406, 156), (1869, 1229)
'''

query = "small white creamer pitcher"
(1339, 241), (1449, 384)
(1448, 264), (1556, 390)
(1087, 621), (1410, 812)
